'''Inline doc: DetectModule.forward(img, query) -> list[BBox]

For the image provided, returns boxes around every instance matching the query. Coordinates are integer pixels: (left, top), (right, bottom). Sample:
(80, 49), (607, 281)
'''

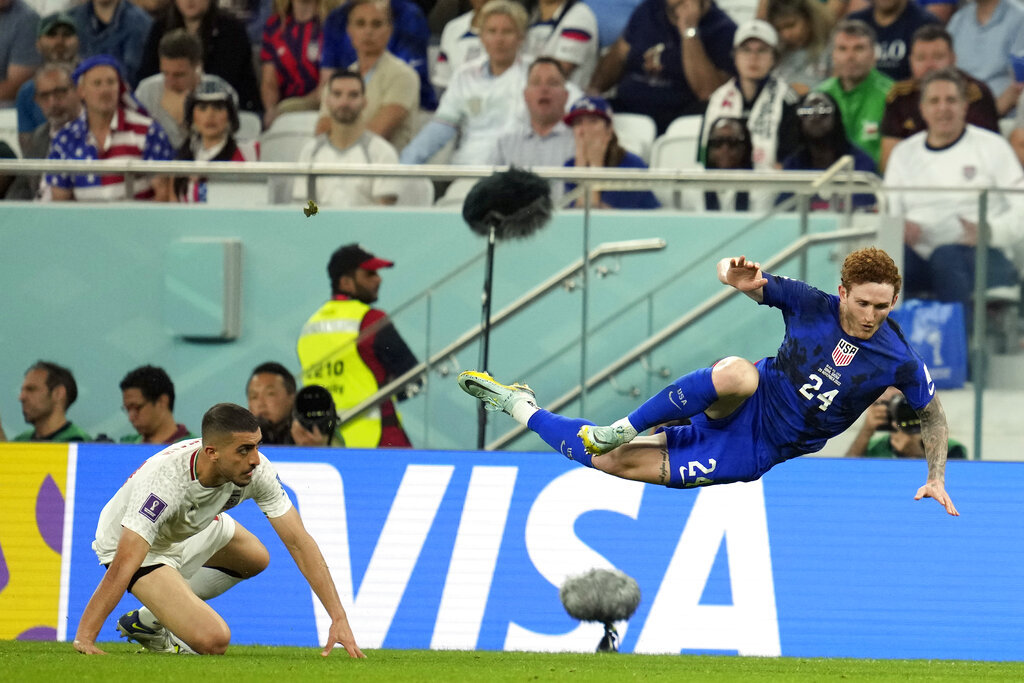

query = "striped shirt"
(46, 107), (175, 201)
(261, 14), (322, 100)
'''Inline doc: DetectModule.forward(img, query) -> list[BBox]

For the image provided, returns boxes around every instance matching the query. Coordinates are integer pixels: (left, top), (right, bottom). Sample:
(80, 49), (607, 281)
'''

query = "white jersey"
(524, 1), (600, 90)
(434, 11), (483, 90)
(292, 131), (404, 206)
(92, 439), (292, 564)
(884, 124), (1024, 259)
(436, 56), (531, 166)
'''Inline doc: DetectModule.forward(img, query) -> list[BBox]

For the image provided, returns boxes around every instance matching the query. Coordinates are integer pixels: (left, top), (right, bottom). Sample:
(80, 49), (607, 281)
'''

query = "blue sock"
(627, 366), (718, 433)
(527, 409), (595, 468)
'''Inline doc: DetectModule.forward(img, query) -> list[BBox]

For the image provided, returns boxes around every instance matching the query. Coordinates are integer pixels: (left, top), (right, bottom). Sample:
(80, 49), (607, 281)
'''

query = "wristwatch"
(683, 26), (698, 39)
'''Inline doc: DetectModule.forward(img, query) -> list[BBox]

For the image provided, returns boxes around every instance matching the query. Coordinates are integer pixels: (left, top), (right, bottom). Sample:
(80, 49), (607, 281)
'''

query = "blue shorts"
(661, 386), (778, 488)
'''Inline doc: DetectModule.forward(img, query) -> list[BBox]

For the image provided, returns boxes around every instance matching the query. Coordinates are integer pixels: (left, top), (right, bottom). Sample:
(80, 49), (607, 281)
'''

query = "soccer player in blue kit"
(459, 247), (959, 516)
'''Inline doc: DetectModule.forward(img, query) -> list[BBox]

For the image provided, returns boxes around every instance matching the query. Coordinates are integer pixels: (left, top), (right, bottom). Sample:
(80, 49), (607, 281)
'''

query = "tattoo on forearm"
(659, 448), (669, 485)
(919, 397), (949, 481)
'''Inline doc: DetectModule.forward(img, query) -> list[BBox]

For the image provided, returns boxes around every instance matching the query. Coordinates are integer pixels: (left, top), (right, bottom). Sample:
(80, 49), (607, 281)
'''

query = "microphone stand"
(477, 219), (499, 449)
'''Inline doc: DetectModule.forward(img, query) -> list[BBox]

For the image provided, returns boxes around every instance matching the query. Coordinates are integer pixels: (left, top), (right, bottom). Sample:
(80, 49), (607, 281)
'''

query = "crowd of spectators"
(3, 0), (1024, 302)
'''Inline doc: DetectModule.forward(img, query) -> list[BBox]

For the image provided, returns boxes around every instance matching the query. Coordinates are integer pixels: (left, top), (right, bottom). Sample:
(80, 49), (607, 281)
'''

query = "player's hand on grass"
(322, 617), (365, 658)
(72, 638), (106, 655)
(914, 479), (959, 516)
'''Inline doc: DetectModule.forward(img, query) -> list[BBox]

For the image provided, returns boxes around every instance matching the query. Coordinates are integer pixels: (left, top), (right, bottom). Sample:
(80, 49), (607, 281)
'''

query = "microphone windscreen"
(462, 167), (553, 239)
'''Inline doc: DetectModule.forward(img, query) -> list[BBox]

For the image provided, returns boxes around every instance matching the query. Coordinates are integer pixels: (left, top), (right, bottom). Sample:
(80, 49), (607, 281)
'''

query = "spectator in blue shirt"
(564, 95), (660, 209)
(779, 90), (878, 211)
(586, 0), (736, 135)
(847, 0), (938, 81)
(320, 0), (436, 111)
(69, 0), (153, 86)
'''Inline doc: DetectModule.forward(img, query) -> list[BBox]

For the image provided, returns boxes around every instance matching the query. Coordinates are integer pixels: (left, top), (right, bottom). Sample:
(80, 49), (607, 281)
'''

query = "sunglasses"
(796, 104), (835, 117)
(708, 137), (746, 148)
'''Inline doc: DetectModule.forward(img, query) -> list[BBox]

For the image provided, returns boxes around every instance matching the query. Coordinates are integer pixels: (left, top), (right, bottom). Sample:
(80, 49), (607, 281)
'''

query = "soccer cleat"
(578, 423), (635, 456)
(457, 370), (536, 415)
(117, 610), (180, 653)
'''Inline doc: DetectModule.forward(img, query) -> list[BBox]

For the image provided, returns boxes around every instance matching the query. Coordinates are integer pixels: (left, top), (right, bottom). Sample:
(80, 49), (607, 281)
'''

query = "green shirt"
(14, 421), (91, 442)
(864, 434), (967, 459)
(818, 69), (894, 165)
(119, 424), (197, 444)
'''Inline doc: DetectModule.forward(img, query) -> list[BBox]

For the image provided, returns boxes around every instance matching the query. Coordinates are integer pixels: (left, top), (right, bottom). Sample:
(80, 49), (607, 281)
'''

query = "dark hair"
(162, 0), (219, 65)
(921, 66), (967, 101)
(346, 0), (394, 24)
(157, 28), (202, 63)
(841, 247), (902, 298)
(832, 18), (876, 46)
(910, 24), (953, 51)
(201, 402), (259, 442)
(28, 360), (78, 408)
(120, 365), (176, 410)
(249, 362), (297, 395)
(705, 116), (753, 170)
(327, 70), (365, 93)
(527, 56), (566, 80)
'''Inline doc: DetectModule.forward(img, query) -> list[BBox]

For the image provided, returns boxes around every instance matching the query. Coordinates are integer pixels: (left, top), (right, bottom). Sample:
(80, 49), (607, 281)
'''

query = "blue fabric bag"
(890, 299), (967, 389)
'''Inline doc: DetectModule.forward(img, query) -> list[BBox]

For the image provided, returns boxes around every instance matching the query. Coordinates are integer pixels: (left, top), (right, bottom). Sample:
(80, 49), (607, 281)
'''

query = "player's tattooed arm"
(918, 394), (949, 481)
(914, 394), (959, 515)
(658, 448), (670, 485)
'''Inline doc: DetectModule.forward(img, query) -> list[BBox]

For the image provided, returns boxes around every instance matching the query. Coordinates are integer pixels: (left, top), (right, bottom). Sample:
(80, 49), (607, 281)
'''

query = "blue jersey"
(758, 273), (933, 462)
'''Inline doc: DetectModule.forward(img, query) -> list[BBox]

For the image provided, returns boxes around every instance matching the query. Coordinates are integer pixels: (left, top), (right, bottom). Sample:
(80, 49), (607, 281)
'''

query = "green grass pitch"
(2, 641), (1023, 682)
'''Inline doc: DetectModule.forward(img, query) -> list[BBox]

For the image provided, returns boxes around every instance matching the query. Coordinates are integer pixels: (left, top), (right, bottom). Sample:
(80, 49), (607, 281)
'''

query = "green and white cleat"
(458, 371), (536, 415)
(578, 423), (635, 456)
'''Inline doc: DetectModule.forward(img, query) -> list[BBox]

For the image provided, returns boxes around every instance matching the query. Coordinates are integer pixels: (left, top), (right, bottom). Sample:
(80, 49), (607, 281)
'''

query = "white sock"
(187, 566), (243, 600)
(138, 606), (161, 630)
(610, 417), (639, 441)
(510, 395), (539, 426)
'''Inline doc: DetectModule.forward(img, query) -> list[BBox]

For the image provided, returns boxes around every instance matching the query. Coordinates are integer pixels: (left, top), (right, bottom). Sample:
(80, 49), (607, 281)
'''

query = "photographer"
(846, 387), (967, 459)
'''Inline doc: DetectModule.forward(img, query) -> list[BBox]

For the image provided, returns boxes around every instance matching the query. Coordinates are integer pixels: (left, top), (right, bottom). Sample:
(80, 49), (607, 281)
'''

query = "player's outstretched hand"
(73, 638), (106, 655)
(914, 479), (959, 516)
(726, 256), (767, 292)
(321, 617), (366, 658)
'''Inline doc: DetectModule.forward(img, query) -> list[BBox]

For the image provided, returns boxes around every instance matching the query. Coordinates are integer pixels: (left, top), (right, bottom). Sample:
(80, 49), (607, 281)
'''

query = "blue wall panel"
(63, 444), (1024, 660)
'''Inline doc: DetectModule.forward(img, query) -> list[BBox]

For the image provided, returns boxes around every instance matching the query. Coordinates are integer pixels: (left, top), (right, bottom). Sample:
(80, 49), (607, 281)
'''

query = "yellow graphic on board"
(0, 444), (68, 640)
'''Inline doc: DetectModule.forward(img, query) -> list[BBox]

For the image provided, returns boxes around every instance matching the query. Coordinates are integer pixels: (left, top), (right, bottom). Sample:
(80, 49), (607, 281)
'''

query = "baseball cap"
(563, 95), (613, 126)
(191, 75), (239, 107)
(38, 12), (76, 38)
(733, 19), (778, 49)
(328, 244), (394, 281)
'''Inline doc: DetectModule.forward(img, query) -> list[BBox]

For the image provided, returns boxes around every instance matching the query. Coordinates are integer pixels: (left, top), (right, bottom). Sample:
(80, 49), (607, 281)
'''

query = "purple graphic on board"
(36, 475), (65, 554)
(17, 626), (57, 641)
(0, 542), (8, 593)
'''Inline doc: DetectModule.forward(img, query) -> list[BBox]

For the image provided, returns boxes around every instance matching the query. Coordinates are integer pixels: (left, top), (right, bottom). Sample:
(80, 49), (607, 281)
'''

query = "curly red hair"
(840, 247), (901, 297)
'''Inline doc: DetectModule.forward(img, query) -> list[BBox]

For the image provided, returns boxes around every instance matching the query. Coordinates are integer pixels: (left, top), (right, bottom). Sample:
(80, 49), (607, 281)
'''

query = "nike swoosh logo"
(463, 379), (497, 394)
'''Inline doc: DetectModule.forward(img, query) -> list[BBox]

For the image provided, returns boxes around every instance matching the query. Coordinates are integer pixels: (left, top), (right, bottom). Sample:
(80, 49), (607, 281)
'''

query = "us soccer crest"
(963, 165), (977, 180)
(831, 339), (859, 367)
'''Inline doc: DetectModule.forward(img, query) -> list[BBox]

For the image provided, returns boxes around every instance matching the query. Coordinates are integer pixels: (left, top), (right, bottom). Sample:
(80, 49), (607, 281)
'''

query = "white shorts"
(96, 513), (236, 579)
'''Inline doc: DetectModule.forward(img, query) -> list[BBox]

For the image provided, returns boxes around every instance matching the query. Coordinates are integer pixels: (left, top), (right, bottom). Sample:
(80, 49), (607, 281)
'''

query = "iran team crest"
(832, 339), (859, 367)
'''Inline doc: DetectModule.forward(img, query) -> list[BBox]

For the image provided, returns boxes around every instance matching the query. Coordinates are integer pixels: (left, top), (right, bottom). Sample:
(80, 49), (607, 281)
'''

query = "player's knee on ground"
(711, 357), (759, 397)
(189, 622), (232, 655)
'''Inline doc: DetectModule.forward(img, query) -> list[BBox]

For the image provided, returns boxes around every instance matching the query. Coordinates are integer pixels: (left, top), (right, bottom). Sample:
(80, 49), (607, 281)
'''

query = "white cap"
(733, 19), (778, 49)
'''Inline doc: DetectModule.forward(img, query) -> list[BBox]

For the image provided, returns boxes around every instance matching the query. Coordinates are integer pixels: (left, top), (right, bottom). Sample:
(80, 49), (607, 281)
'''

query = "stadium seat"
(664, 114), (704, 139)
(0, 108), (21, 158)
(259, 132), (313, 163)
(237, 111), (262, 141)
(649, 134), (703, 209)
(266, 110), (319, 136)
(395, 177), (435, 206)
(612, 113), (656, 162)
(999, 117), (1015, 138)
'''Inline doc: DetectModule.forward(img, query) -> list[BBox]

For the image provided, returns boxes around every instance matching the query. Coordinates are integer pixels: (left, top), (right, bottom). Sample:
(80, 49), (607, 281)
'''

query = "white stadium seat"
(612, 112), (657, 163)
(266, 110), (320, 135)
(237, 111), (262, 141)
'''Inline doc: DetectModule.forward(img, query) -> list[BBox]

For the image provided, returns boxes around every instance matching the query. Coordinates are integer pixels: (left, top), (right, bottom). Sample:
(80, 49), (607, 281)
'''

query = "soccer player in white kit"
(72, 403), (364, 657)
